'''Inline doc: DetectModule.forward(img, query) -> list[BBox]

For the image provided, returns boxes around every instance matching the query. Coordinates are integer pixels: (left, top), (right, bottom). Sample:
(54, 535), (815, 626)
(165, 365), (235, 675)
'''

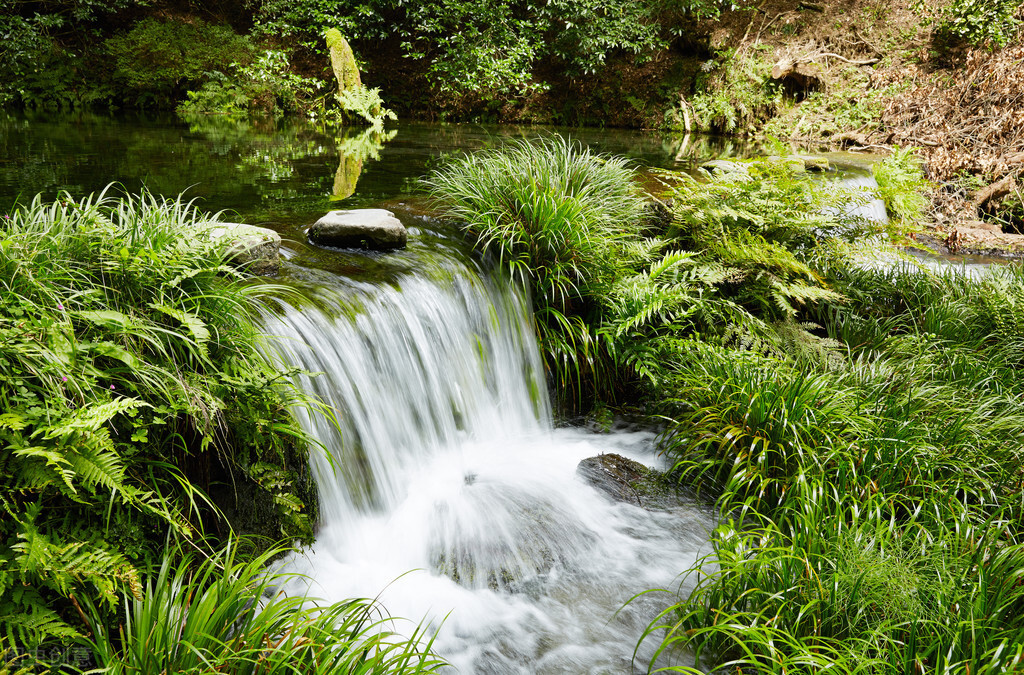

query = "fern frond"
(11, 447), (77, 496)
(63, 438), (126, 492)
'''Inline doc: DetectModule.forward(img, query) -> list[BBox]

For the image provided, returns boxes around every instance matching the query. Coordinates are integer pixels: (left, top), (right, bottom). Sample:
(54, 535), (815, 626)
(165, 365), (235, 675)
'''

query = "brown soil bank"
(646, 0), (1024, 251)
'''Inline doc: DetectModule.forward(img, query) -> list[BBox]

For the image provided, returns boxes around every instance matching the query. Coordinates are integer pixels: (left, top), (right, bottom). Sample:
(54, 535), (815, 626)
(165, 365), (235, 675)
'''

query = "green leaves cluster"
(0, 188), (317, 651)
(872, 146), (931, 225)
(428, 141), (873, 412)
(253, 0), (733, 105)
(105, 18), (255, 108)
(681, 47), (782, 134)
(178, 49), (325, 118)
(932, 0), (1022, 48)
(644, 263), (1024, 673)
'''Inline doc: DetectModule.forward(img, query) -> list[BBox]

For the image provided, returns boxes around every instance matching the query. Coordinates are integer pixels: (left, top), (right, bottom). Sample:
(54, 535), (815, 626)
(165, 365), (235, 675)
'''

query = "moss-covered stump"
(326, 28), (361, 99)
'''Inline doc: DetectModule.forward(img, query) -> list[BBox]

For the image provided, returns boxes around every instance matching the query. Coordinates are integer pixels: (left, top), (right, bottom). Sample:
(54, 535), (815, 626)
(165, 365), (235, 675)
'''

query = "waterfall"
(263, 254), (712, 674)
(838, 172), (889, 223)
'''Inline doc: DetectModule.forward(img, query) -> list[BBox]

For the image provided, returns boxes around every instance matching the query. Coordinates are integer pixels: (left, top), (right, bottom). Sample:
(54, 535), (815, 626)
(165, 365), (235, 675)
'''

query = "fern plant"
(0, 188), (319, 654)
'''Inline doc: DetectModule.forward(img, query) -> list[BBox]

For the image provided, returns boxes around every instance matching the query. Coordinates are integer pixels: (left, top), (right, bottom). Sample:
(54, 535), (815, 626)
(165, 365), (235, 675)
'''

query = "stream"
(264, 254), (713, 673)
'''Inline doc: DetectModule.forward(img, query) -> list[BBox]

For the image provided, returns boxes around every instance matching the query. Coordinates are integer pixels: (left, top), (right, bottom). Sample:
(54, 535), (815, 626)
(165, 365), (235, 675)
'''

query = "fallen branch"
(817, 52), (881, 66)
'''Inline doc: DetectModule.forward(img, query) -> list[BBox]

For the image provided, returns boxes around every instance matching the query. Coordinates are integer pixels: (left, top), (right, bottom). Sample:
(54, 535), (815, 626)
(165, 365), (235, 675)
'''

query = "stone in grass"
(308, 209), (407, 250)
(200, 222), (281, 276)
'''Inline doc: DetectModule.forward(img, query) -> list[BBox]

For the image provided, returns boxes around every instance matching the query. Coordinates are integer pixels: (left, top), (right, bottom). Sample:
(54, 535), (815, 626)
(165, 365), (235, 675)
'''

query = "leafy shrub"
(179, 50), (324, 117)
(933, 0), (1022, 48)
(106, 18), (254, 107)
(253, 0), (730, 106)
(682, 48), (782, 134)
(659, 159), (855, 322)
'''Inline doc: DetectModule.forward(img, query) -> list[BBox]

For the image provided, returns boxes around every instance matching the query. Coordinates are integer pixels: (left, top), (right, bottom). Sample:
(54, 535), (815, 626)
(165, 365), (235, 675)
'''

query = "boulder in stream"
(700, 159), (751, 178)
(576, 453), (681, 510)
(308, 209), (407, 250)
(199, 222), (281, 276)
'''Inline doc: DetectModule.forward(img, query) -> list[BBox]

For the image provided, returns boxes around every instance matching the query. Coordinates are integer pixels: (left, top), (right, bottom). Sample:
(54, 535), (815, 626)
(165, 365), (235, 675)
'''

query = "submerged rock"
(199, 222), (281, 276)
(308, 209), (407, 250)
(576, 453), (681, 510)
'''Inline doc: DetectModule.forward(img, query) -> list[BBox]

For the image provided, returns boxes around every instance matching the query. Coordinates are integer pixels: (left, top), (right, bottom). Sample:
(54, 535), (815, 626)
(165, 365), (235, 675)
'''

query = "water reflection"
(332, 127), (397, 201)
(1, 111), (788, 225)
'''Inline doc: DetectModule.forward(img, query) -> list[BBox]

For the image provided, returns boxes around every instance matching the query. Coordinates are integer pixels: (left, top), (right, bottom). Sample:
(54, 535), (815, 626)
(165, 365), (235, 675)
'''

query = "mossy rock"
(576, 453), (682, 510)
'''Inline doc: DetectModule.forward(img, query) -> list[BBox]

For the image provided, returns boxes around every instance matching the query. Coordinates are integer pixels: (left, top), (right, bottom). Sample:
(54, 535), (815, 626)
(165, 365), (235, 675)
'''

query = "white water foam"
(264, 260), (713, 673)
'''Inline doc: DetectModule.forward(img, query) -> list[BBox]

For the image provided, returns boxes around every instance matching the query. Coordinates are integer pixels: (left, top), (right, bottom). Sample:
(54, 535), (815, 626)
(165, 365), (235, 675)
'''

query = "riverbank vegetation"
(3, 0), (1020, 232)
(0, 189), (443, 672)
(429, 139), (1024, 673)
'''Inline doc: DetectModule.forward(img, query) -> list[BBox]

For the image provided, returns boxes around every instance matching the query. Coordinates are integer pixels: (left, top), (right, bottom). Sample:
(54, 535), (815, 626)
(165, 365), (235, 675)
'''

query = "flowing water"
(263, 253), (714, 673)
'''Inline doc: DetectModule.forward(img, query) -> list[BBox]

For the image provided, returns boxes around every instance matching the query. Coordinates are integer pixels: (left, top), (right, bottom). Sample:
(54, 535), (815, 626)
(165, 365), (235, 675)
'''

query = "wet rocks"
(308, 208), (407, 250)
(200, 222), (281, 276)
(700, 159), (751, 178)
(576, 453), (681, 510)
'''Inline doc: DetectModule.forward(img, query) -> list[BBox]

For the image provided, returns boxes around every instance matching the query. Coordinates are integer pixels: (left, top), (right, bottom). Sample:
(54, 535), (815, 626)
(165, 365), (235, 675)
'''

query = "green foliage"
(253, 0), (733, 106)
(429, 147), (865, 412)
(657, 159), (860, 323)
(640, 261), (1024, 673)
(680, 48), (782, 134)
(179, 50), (324, 118)
(0, 188), (318, 650)
(337, 85), (398, 128)
(932, 0), (1022, 48)
(762, 79), (907, 141)
(84, 544), (446, 674)
(106, 18), (255, 107)
(872, 147), (931, 225)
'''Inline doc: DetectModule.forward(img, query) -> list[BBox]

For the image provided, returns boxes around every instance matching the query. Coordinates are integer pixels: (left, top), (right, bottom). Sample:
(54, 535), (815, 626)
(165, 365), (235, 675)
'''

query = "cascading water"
(838, 172), (889, 223)
(264, 251), (713, 674)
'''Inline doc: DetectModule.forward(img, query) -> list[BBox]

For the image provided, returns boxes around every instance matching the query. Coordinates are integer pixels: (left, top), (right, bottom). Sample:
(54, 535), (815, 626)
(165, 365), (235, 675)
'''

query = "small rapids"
(263, 254), (713, 674)
(838, 172), (889, 224)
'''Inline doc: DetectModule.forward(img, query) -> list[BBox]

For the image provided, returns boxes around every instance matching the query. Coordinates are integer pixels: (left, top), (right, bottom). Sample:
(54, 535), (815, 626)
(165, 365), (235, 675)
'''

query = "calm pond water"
(2, 111), (804, 285)
(0, 111), (766, 220)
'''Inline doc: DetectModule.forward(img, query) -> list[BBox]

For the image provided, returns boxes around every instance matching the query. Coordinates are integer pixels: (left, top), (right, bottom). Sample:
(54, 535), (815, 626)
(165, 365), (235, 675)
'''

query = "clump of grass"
(425, 136), (649, 408)
(84, 544), (446, 675)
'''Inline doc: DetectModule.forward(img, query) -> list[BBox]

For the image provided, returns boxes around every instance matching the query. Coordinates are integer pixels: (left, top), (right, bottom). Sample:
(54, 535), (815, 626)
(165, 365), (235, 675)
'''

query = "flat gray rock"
(308, 209), (407, 250)
(200, 222), (281, 276)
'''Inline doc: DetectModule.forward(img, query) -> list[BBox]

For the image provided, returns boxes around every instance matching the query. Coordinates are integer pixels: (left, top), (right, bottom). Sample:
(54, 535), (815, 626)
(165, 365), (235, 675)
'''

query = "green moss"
(326, 28), (362, 96)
